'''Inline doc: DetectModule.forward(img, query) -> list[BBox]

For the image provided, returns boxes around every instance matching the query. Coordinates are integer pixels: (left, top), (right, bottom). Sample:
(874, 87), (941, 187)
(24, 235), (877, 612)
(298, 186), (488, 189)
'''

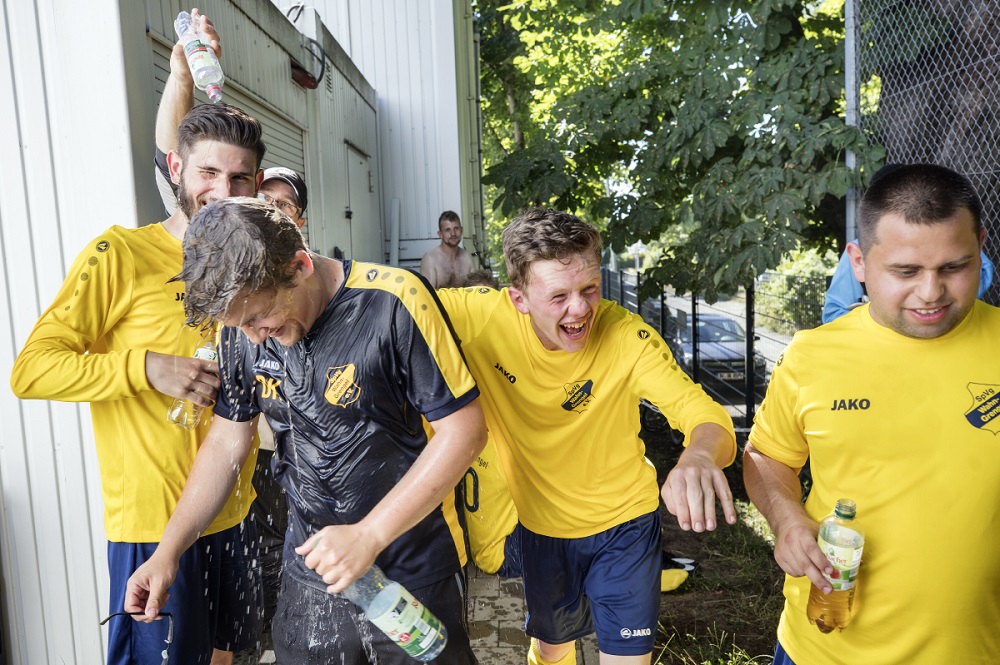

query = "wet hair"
(438, 210), (461, 229)
(461, 269), (500, 289)
(501, 207), (602, 289)
(176, 103), (266, 168)
(857, 163), (982, 253)
(174, 197), (307, 330)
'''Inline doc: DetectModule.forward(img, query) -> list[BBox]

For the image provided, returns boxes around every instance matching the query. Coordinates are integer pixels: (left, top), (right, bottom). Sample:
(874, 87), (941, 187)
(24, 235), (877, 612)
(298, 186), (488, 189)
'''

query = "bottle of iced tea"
(807, 498), (864, 633)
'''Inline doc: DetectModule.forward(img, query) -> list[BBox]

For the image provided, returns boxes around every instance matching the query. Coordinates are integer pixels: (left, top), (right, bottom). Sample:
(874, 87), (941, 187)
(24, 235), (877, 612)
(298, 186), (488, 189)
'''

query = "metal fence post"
(744, 281), (756, 428)
(635, 271), (641, 313)
(659, 291), (667, 339)
(690, 291), (699, 384)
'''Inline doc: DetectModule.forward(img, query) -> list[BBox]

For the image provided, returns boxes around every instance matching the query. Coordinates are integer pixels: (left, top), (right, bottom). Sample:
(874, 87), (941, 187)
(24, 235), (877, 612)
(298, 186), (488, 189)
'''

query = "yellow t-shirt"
(11, 224), (256, 542)
(438, 287), (735, 538)
(750, 302), (1000, 664)
(462, 431), (518, 574)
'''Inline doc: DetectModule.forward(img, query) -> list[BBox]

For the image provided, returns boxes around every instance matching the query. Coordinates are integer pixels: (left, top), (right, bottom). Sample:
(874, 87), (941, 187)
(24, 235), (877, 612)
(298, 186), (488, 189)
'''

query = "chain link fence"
(850, 0), (1000, 305)
(602, 267), (825, 432)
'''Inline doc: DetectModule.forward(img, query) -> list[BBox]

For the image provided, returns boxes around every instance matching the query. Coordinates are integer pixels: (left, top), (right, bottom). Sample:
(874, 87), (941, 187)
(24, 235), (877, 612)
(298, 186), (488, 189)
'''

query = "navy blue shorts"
(497, 523), (524, 578)
(518, 511), (661, 656)
(774, 641), (796, 665)
(106, 519), (262, 665)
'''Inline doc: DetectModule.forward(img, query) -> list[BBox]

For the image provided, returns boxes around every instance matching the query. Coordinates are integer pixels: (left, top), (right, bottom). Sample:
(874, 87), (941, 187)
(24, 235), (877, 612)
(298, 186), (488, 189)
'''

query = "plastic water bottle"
(807, 498), (865, 633)
(341, 565), (448, 661)
(174, 11), (224, 103)
(166, 341), (218, 429)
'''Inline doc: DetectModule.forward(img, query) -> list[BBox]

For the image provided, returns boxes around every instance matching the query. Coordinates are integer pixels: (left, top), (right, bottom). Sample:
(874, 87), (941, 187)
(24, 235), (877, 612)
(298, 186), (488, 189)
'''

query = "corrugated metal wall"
(1, 2), (129, 662)
(277, 0), (486, 267)
(291, 6), (381, 260)
(0, 1), (378, 662)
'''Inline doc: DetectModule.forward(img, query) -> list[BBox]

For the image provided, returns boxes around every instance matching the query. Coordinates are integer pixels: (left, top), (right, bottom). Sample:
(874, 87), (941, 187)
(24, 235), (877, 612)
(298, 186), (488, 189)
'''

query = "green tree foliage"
(478, 0), (884, 300)
(756, 246), (837, 334)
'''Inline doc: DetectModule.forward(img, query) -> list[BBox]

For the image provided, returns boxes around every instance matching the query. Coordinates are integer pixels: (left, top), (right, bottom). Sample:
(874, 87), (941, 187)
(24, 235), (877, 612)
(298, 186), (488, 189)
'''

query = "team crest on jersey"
(561, 379), (595, 413)
(325, 364), (361, 408)
(964, 382), (1000, 434)
(366, 268), (379, 282)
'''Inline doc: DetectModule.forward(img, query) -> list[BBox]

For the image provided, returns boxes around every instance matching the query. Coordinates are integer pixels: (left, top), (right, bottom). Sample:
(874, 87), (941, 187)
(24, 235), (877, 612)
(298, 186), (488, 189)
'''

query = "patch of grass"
(685, 501), (777, 594)
(655, 501), (784, 662)
(645, 422), (785, 665)
(655, 625), (773, 665)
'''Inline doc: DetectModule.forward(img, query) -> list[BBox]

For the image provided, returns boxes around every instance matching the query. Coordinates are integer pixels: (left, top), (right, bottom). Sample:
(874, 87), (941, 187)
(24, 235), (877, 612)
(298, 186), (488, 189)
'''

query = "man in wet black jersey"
(125, 198), (487, 664)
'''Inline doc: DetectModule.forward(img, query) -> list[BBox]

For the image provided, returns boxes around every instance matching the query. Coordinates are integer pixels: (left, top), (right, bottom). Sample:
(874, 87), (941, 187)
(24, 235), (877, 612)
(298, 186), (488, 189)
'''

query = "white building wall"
(0, 1), (377, 662)
(274, 0), (486, 267)
(1, 1), (132, 662)
(291, 7), (381, 260)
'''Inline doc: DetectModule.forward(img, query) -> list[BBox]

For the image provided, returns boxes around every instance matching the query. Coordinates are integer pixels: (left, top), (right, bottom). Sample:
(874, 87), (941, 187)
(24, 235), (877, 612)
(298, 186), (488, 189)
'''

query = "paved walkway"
(467, 564), (600, 664)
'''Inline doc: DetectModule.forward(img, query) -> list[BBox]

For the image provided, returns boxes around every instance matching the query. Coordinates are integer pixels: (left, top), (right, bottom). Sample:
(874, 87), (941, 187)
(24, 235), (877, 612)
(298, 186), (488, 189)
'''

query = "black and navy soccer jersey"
(215, 260), (479, 591)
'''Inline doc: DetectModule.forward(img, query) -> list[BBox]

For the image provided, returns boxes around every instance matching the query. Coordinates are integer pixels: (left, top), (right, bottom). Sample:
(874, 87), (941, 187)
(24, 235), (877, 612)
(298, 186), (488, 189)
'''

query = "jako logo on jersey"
(493, 362), (516, 383)
(637, 329), (650, 340)
(366, 268), (379, 282)
(325, 364), (361, 408)
(562, 379), (594, 413)
(253, 358), (285, 377)
(830, 399), (870, 411)
(619, 627), (651, 639)
(965, 382), (1000, 434)
(255, 375), (283, 401)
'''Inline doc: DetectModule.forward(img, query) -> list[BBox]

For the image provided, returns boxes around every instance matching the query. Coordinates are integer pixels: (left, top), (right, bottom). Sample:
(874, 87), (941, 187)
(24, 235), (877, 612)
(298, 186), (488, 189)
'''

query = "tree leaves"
(478, 0), (882, 299)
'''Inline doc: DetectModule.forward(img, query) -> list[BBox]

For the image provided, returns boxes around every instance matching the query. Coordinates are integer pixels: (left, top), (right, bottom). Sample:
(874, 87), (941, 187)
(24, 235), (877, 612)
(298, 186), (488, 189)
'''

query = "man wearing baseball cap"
(256, 166), (308, 229)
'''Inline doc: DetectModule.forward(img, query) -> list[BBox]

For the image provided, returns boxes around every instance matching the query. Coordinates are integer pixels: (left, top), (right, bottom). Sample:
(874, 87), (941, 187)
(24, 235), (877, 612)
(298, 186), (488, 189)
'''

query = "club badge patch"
(325, 364), (361, 408)
(965, 383), (1000, 434)
(562, 379), (595, 414)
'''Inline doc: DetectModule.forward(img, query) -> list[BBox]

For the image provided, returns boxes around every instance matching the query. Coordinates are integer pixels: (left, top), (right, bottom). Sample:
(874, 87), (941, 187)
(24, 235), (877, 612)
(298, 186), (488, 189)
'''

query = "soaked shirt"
(215, 260), (479, 591)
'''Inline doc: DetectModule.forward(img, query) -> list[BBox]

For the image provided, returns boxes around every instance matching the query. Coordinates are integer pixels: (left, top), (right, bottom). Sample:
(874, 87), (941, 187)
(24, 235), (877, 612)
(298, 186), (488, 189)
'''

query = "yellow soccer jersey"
(424, 417), (514, 574)
(750, 302), (1000, 665)
(462, 431), (518, 574)
(438, 287), (735, 539)
(422, 418), (473, 569)
(11, 224), (256, 542)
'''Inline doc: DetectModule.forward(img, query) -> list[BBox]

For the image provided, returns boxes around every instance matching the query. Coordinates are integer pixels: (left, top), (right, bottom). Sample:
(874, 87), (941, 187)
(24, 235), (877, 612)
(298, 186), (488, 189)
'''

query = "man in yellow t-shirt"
(746, 163), (1000, 665)
(10, 102), (265, 665)
(437, 208), (737, 665)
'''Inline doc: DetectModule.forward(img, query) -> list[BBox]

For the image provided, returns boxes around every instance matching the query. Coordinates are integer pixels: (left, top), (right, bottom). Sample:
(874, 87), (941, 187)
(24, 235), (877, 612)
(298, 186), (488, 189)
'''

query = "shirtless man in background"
(420, 210), (475, 288)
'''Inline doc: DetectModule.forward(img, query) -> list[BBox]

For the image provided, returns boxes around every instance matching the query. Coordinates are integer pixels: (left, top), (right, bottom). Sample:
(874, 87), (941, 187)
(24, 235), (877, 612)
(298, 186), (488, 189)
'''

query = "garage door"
(151, 39), (309, 243)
